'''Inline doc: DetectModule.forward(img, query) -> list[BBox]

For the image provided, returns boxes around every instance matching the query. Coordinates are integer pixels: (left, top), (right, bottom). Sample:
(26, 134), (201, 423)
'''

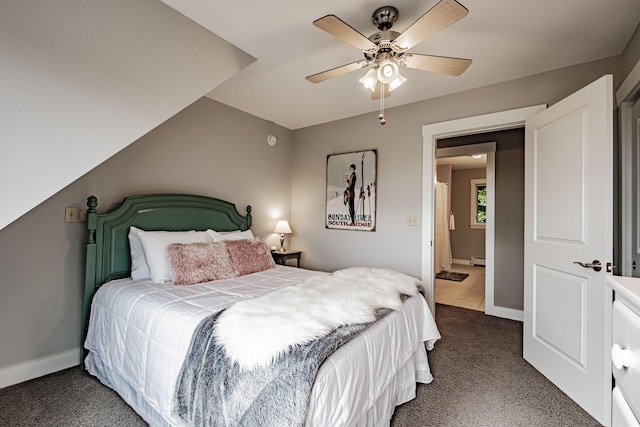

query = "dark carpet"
(0, 304), (600, 426)
(391, 304), (600, 426)
(435, 271), (469, 282)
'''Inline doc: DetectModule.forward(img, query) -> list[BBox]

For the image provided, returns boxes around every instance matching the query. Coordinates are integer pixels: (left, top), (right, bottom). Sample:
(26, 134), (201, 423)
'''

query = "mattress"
(84, 265), (440, 426)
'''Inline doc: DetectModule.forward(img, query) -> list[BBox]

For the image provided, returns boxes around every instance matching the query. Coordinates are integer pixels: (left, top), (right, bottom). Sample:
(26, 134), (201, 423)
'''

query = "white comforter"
(84, 266), (440, 426)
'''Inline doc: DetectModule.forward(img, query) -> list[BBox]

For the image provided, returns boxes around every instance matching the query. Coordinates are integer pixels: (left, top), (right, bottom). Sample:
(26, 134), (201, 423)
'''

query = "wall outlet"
(65, 207), (86, 223)
(407, 215), (419, 226)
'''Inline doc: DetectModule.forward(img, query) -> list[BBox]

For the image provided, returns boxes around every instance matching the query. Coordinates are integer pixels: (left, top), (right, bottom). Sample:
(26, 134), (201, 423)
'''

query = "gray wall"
(494, 135), (526, 309)
(0, 97), (292, 371)
(449, 168), (486, 262)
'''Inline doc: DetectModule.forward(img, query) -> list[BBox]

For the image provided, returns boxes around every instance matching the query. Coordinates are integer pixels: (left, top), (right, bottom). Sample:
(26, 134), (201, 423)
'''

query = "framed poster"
(326, 149), (377, 231)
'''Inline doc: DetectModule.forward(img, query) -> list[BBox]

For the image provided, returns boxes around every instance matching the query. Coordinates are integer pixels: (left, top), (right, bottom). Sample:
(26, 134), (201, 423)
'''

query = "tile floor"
(434, 263), (485, 312)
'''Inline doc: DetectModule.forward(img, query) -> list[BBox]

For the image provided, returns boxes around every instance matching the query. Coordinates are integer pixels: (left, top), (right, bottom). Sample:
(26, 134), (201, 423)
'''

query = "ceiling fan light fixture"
(377, 60), (399, 84)
(359, 68), (378, 91)
(308, 2), (472, 126)
(388, 72), (407, 91)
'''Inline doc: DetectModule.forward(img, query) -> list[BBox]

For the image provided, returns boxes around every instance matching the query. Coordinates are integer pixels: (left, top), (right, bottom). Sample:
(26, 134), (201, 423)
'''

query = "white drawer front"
(613, 387), (640, 427)
(613, 299), (640, 419)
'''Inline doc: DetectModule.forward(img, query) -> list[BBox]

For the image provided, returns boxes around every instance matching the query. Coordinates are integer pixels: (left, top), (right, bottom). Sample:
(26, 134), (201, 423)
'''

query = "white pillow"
(135, 228), (212, 283)
(128, 226), (150, 280)
(207, 229), (254, 242)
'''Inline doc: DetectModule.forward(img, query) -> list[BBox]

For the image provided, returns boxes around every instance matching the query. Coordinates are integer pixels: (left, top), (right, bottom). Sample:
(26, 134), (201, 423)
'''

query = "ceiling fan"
(306, 0), (472, 110)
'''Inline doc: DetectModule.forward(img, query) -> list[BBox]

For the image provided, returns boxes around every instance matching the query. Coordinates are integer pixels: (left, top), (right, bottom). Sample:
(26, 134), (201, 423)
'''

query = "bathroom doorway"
(424, 126), (526, 322)
(434, 151), (490, 312)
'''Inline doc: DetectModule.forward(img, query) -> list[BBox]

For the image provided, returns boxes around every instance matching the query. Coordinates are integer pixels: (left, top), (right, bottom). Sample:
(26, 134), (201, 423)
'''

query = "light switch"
(407, 215), (419, 226)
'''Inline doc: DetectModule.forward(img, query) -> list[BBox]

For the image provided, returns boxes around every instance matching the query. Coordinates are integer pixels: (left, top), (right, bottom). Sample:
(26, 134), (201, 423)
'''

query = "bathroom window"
(470, 178), (486, 229)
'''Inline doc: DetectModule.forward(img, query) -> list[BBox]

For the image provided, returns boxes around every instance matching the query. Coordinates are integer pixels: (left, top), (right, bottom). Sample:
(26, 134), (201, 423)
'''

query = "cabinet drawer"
(613, 387), (640, 427)
(613, 299), (640, 419)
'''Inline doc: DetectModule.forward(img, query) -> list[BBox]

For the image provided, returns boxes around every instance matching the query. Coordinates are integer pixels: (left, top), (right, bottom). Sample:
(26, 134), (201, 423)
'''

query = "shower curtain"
(435, 181), (452, 273)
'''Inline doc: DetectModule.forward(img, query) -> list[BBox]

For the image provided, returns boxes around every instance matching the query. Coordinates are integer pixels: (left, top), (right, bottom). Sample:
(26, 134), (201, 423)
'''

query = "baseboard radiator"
(470, 256), (485, 266)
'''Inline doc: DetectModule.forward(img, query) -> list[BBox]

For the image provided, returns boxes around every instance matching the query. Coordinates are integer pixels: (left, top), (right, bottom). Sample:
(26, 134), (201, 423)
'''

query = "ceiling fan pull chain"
(378, 83), (387, 125)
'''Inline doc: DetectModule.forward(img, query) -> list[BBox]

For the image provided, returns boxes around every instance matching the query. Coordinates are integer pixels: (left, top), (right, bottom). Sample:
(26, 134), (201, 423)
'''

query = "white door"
(523, 75), (613, 425)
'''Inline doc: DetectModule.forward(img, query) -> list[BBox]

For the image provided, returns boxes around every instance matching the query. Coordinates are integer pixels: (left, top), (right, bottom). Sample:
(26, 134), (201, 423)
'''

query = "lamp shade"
(358, 68), (377, 91)
(377, 60), (399, 84)
(388, 72), (406, 91)
(273, 220), (292, 234)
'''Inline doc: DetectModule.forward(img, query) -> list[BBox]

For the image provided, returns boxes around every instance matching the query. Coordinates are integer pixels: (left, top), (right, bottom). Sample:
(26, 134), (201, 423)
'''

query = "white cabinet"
(607, 276), (640, 426)
(613, 387), (640, 427)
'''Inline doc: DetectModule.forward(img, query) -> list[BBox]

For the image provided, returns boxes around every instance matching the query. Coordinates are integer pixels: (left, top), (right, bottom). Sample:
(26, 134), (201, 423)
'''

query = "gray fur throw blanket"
(172, 308), (390, 427)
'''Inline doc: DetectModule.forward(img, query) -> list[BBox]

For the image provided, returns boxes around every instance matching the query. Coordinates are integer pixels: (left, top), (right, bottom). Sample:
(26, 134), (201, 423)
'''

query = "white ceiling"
(161, 0), (640, 130)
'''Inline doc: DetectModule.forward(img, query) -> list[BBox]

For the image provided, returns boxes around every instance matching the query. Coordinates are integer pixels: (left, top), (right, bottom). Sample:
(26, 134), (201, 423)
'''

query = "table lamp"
(273, 220), (292, 251)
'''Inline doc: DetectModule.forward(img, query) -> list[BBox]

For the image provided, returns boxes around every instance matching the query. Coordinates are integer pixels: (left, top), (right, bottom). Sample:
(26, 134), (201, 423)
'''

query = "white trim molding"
(620, 102), (634, 276)
(617, 59), (640, 105)
(619, 58), (640, 277)
(0, 348), (81, 389)
(422, 105), (546, 318)
(486, 305), (524, 322)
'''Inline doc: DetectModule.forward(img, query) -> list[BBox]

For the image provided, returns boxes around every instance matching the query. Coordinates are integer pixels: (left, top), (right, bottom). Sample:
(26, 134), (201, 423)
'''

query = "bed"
(82, 194), (440, 426)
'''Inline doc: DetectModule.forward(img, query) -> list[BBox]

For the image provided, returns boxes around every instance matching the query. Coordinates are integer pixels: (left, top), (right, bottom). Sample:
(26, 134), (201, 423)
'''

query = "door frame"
(617, 58), (640, 276)
(421, 105), (546, 318)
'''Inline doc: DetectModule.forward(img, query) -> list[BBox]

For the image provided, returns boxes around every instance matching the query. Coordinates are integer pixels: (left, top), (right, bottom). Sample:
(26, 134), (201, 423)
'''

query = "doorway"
(434, 152), (489, 312)
(421, 105), (546, 320)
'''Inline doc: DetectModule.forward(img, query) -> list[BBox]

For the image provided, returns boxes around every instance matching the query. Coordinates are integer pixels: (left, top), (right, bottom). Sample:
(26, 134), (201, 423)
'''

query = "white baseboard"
(485, 306), (523, 322)
(452, 258), (471, 265)
(0, 347), (81, 389)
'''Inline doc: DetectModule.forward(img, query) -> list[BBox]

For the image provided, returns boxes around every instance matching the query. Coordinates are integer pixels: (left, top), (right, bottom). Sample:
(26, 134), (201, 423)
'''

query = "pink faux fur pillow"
(225, 238), (276, 276)
(167, 242), (237, 285)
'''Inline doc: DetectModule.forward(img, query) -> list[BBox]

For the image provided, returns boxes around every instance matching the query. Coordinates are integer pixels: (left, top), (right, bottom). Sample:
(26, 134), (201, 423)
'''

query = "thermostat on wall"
(267, 134), (277, 146)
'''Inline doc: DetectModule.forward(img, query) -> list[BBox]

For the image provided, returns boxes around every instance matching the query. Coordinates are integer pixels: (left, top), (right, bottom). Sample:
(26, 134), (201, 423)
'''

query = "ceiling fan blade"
(393, 0), (469, 50)
(403, 54), (471, 76)
(313, 15), (377, 51)
(306, 60), (370, 84)
(371, 81), (391, 100)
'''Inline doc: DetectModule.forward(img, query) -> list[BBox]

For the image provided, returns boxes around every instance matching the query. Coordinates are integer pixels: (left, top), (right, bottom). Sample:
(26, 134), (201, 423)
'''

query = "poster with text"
(326, 150), (377, 231)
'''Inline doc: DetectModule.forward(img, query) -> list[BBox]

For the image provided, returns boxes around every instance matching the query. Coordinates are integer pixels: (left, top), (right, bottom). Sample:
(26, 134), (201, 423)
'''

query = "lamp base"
(279, 234), (285, 251)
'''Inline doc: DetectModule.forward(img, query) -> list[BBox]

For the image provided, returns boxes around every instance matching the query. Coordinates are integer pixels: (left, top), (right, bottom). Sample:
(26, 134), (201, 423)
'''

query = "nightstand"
(271, 249), (302, 267)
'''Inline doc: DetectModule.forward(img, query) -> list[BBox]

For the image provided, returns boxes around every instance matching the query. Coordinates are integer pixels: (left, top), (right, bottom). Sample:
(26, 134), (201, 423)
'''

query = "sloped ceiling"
(161, 0), (640, 130)
(0, 0), (255, 230)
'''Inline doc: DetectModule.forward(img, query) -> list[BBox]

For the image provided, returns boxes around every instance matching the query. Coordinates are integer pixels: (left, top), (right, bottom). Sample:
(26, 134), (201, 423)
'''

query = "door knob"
(573, 260), (602, 272)
(611, 343), (634, 369)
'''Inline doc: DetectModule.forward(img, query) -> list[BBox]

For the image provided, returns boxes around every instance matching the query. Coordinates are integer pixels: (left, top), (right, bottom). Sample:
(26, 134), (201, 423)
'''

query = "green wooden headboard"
(81, 194), (252, 352)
